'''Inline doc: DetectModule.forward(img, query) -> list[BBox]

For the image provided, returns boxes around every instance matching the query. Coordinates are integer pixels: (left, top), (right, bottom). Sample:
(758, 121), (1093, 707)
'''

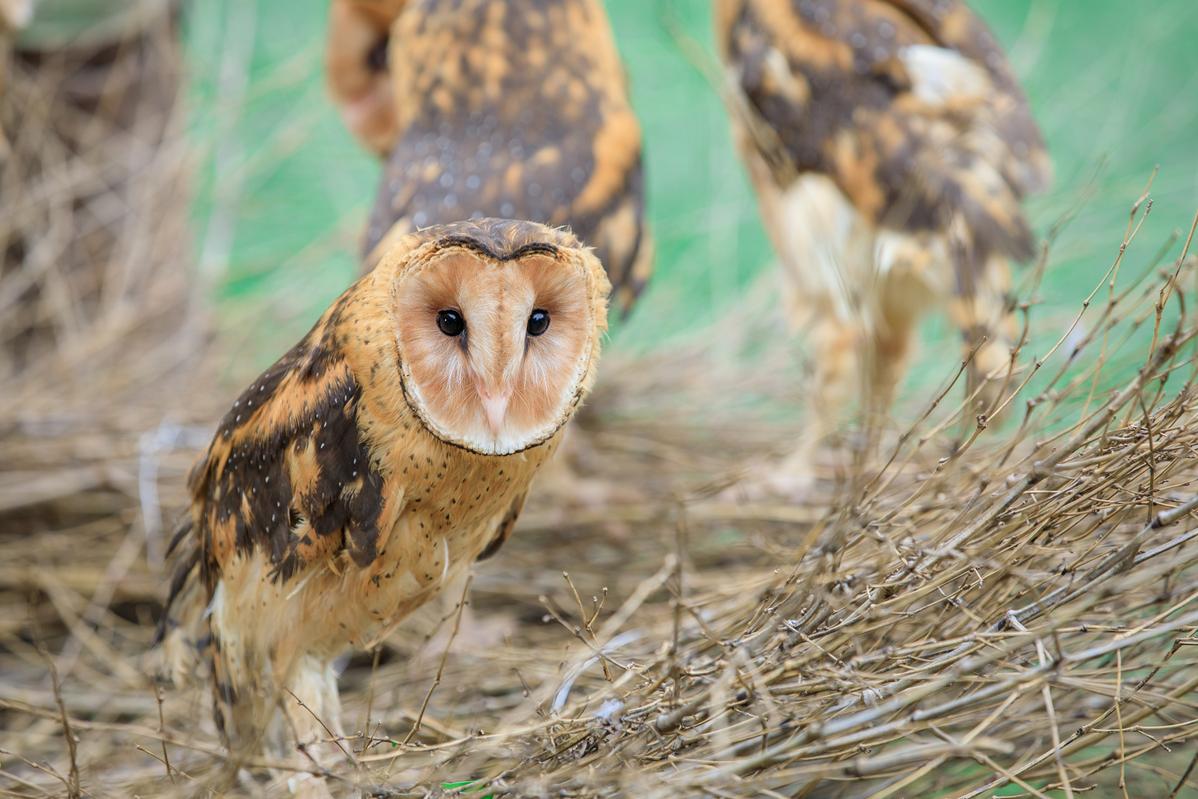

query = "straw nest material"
(0, 4), (209, 788)
(0, 0), (205, 521)
(2, 31), (1198, 794)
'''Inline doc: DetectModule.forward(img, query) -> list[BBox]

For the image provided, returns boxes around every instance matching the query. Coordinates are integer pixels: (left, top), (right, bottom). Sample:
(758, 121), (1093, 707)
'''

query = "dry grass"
(0, 0), (208, 523)
(3, 16), (1198, 796)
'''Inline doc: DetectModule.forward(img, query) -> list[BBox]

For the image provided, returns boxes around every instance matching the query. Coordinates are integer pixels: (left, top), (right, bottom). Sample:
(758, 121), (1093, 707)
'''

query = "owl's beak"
(478, 387), (512, 436)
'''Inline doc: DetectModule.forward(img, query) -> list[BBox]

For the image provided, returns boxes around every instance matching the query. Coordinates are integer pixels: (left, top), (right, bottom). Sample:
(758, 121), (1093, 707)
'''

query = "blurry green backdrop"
(185, 0), (1198, 402)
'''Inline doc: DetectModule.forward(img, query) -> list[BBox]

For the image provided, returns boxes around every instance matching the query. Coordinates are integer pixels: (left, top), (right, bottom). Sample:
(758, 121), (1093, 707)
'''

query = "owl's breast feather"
(297, 431), (557, 651)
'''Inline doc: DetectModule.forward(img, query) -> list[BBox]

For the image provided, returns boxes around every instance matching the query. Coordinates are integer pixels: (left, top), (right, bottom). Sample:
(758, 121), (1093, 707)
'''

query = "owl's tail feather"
(154, 519), (290, 758)
(154, 516), (211, 688)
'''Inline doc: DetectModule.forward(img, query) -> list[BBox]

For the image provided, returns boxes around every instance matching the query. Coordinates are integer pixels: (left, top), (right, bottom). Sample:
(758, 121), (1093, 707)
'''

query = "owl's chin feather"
(397, 353), (588, 456)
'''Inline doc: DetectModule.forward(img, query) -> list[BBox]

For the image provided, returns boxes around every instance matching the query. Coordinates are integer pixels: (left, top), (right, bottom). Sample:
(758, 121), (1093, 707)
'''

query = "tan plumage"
(0, 0), (32, 31)
(160, 219), (610, 778)
(328, 0), (652, 316)
(325, 0), (407, 155)
(715, 0), (1050, 492)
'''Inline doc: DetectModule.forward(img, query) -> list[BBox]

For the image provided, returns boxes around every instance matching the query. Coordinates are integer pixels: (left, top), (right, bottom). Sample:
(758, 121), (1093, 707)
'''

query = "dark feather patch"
(185, 310), (388, 585)
(156, 545), (200, 645)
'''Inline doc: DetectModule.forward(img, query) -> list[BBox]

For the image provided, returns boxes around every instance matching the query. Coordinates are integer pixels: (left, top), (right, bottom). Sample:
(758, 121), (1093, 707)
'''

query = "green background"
(185, 0), (1198, 401)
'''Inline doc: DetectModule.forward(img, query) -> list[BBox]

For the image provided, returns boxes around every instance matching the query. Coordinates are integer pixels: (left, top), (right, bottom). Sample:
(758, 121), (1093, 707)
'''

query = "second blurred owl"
(328, 0), (652, 315)
(715, 0), (1050, 494)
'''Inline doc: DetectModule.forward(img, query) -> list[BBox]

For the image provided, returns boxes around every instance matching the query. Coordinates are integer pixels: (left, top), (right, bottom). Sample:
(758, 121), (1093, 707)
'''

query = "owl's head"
(381, 220), (610, 456)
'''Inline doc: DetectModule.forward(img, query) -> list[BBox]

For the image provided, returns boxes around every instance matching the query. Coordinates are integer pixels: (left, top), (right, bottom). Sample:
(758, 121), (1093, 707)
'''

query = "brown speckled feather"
(362, 0), (651, 315)
(160, 219), (610, 761)
(716, 0), (1050, 267)
(185, 295), (382, 587)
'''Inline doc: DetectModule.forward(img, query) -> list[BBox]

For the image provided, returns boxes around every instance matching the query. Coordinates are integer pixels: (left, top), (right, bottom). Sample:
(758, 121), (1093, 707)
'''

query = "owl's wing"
(177, 295), (390, 600)
(475, 490), (527, 562)
(717, 0), (1050, 261)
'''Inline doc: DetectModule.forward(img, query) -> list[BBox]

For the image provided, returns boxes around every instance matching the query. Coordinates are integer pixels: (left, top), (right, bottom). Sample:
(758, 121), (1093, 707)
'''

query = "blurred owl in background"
(715, 0), (1050, 496)
(327, 0), (652, 315)
(161, 220), (611, 790)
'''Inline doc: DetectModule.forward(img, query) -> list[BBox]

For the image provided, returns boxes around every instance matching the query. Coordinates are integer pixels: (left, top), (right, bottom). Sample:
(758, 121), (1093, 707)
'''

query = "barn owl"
(159, 219), (611, 789)
(715, 0), (1050, 496)
(327, 0), (652, 315)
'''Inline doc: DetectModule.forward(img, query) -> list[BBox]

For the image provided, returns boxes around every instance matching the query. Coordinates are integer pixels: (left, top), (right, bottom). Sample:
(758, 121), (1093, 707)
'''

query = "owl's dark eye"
(437, 309), (465, 337)
(527, 309), (550, 337)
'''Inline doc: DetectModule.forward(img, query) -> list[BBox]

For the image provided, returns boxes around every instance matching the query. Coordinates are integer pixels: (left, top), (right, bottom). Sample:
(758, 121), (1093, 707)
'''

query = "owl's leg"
(951, 255), (1017, 422)
(206, 633), (307, 798)
(781, 312), (861, 480)
(866, 267), (937, 426)
(208, 571), (347, 795)
(207, 583), (289, 775)
(722, 311), (860, 502)
(721, 170), (868, 500)
(277, 655), (348, 797)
